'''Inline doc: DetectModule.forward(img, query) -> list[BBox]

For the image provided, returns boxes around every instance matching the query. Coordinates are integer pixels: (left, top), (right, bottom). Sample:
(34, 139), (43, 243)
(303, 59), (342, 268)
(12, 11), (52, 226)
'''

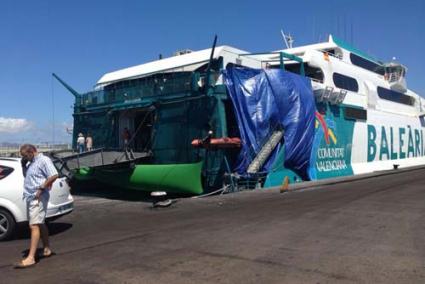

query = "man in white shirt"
(77, 133), (85, 153)
(15, 144), (58, 268)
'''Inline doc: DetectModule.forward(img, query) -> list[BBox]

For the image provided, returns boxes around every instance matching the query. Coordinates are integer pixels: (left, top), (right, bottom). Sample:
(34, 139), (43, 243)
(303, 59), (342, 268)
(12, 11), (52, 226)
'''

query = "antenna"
(51, 75), (55, 145)
(280, 29), (294, 49)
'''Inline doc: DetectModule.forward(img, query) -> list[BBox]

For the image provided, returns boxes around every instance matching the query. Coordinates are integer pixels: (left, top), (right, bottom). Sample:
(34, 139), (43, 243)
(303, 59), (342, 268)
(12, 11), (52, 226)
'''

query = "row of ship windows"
(349, 53), (385, 76)
(282, 62), (414, 107)
(345, 107), (425, 124)
(332, 72), (415, 106)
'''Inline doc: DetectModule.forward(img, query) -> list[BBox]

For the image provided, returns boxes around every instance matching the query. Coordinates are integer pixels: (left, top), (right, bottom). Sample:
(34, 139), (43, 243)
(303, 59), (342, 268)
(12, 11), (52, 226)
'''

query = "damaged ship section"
(51, 44), (319, 195)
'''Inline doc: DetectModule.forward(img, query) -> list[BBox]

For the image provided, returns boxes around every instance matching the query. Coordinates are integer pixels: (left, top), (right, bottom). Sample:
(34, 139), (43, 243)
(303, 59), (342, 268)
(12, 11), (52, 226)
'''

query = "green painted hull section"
(74, 167), (95, 181)
(74, 162), (203, 195)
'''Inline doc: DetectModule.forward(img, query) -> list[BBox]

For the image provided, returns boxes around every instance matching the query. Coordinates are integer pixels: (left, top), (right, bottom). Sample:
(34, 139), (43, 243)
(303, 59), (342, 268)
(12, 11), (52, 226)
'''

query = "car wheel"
(0, 209), (16, 241)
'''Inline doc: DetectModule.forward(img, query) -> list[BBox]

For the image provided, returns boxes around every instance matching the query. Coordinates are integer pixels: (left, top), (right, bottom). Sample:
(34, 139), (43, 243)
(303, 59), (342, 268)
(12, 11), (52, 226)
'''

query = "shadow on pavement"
(20, 248), (58, 262)
(14, 222), (73, 240)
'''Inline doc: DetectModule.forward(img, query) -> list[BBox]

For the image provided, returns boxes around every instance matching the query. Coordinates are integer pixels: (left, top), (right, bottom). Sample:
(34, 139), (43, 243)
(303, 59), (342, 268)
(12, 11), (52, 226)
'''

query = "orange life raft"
(191, 137), (241, 149)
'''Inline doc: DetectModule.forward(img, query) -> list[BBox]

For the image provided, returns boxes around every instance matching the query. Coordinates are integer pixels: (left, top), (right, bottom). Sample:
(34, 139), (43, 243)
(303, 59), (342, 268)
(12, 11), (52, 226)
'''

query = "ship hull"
(74, 162), (203, 195)
(265, 105), (425, 187)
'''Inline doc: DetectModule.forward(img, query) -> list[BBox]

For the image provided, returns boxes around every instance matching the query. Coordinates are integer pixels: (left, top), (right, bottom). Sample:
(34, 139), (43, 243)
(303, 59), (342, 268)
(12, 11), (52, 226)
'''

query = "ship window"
(284, 63), (324, 83)
(350, 53), (385, 75)
(420, 116), (425, 127)
(377, 87), (415, 106)
(326, 49), (335, 55)
(344, 107), (367, 120)
(333, 73), (359, 92)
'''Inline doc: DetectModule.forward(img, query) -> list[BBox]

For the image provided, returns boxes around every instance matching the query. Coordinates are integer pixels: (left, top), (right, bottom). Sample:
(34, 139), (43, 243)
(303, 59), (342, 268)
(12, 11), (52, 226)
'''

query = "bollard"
(280, 176), (289, 193)
(151, 191), (172, 208)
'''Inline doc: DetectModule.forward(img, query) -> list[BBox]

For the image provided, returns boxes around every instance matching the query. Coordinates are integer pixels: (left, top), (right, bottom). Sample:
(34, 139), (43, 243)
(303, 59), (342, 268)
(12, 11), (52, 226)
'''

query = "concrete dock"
(1, 167), (424, 283)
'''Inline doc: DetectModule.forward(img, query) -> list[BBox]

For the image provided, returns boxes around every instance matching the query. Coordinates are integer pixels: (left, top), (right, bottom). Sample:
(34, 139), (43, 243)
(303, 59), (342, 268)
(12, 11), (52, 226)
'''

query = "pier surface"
(1, 167), (425, 283)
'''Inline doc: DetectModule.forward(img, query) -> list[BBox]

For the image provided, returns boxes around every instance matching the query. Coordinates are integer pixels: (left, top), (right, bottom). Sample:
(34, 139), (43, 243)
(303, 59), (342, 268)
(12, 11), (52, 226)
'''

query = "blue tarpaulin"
(222, 65), (315, 180)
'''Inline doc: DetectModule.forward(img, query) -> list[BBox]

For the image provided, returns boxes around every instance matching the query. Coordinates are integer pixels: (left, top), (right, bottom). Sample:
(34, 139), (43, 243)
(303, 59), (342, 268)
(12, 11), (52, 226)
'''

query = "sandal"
(14, 260), (36, 269)
(42, 251), (56, 258)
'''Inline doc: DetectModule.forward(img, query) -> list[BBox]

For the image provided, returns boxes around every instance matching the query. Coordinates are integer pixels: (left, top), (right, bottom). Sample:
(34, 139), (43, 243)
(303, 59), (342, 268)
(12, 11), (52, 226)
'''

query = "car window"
(0, 165), (14, 180)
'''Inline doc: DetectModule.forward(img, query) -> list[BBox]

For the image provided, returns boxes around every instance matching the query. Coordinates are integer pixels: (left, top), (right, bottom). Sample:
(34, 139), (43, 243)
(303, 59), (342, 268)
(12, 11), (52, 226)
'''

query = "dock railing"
(0, 144), (72, 157)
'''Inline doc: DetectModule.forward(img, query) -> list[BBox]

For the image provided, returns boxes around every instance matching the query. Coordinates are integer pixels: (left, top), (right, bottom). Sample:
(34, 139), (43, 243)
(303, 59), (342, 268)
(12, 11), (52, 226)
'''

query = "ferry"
(53, 35), (425, 195)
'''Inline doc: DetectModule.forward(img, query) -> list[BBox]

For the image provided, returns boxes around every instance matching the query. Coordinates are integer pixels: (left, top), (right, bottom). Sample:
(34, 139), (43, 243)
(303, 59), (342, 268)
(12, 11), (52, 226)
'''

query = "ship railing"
(314, 86), (347, 104)
(310, 77), (323, 83)
(239, 51), (306, 76)
(319, 50), (343, 60)
(386, 72), (402, 83)
(79, 72), (198, 107)
(0, 144), (72, 157)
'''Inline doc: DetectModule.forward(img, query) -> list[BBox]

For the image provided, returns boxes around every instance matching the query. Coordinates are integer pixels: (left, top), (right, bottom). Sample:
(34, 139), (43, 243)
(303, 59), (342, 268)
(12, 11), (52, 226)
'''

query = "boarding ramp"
(247, 129), (284, 174)
(47, 148), (151, 178)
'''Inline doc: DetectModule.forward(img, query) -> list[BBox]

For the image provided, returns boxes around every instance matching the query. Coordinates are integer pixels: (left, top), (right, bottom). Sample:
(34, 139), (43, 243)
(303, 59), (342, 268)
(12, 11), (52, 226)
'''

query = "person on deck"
(86, 134), (93, 151)
(77, 133), (85, 153)
(122, 127), (132, 149)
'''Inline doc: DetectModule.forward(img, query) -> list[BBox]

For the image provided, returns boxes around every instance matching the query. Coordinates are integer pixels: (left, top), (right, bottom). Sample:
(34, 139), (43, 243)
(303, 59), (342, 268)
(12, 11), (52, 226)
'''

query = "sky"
(0, 0), (424, 144)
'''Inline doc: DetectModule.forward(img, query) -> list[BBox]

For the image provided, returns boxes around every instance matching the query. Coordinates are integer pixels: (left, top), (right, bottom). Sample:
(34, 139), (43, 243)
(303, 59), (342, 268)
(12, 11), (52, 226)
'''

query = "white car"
(0, 157), (74, 241)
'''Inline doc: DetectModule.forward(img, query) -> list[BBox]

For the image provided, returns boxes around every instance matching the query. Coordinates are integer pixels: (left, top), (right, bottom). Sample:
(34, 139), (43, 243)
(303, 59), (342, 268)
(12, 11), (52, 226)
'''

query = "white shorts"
(27, 199), (48, 225)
